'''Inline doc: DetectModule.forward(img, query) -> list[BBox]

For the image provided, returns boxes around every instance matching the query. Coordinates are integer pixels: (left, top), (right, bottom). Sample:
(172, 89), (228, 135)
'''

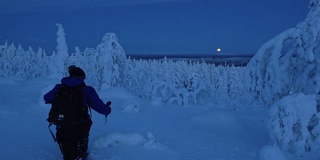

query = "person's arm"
(43, 84), (60, 104)
(87, 87), (111, 116)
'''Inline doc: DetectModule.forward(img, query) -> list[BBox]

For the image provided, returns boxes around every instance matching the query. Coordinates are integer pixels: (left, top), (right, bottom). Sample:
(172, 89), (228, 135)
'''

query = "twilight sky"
(0, 0), (310, 55)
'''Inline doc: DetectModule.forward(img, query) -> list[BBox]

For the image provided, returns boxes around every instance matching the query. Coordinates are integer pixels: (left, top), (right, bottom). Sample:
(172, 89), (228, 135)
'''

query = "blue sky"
(0, 0), (310, 55)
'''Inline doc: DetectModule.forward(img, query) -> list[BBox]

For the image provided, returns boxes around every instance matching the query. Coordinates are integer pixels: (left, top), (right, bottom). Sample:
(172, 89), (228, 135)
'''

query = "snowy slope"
(0, 77), (270, 160)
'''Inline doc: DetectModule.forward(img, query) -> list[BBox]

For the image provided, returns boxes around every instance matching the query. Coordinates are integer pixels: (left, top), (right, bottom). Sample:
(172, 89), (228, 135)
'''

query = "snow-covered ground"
(0, 77), (270, 160)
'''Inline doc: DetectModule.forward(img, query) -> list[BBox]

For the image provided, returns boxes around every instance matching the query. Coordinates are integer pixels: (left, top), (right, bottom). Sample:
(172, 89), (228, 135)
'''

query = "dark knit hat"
(68, 65), (86, 79)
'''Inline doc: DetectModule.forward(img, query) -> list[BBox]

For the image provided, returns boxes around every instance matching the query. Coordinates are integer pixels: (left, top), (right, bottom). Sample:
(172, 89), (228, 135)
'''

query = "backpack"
(47, 84), (88, 127)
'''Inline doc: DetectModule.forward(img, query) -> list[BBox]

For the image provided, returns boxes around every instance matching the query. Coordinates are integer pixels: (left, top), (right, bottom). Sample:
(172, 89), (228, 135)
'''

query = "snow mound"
(259, 145), (287, 160)
(267, 93), (319, 157)
(93, 132), (164, 150)
(143, 132), (164, 150)
(190, 109), (247, 135)
(150, 97), (163, 107)
(120, 100), (140, 112)
(99, 87), (137, 100)
(93, 132), (145, 148)
(0, 110), (18, 115)
(0, 77), (19, 85)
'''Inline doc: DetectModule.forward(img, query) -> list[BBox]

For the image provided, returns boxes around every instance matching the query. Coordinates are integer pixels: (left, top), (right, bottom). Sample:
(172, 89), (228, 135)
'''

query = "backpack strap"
(88, 106), (92, 118)
(48, 123), (57, 142)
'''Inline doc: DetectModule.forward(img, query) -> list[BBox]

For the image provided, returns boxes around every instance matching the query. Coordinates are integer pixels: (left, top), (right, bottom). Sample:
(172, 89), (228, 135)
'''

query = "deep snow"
(0, 77), (271, 160)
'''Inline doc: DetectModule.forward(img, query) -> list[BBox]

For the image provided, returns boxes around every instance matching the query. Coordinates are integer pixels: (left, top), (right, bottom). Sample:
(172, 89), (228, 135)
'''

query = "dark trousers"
(56, 120), (92, 160)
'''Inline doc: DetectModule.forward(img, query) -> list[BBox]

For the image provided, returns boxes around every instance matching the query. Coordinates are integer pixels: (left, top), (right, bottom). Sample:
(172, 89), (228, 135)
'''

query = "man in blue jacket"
(44, 65), (111, 160)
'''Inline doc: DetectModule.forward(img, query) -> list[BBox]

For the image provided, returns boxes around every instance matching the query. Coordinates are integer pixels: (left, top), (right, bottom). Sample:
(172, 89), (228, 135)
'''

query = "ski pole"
(105, 116), (108, 124)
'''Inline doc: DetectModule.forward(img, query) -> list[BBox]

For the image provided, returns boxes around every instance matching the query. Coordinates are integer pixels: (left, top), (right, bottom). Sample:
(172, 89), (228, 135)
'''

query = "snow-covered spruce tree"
(193, 61), (214, 105)
(35, 47), (50, 78)
(124, 58), (155, 100)
(12, 44), (24, 76)
(83, 47), (102, 86)
(0, 42), (49, 79)
(49, 23), (69, 78)
(146, 58), (189, 106)
(108, 33), (127, 86)
(95, 33), (127, 89)
(170, 60), (196, 106)
(227, 65), (245, 107)
(245, 0), (320, 106)
(26, 46), (50, 78)
(215, 66), (229, 105)
(0, 42), (16, 77)
(123, 57), (179, 104)
(16, 46), (36, 79)
(187, 61), (212, 105)
(156, 57), (177, 104)
(0, 42), (7, 76)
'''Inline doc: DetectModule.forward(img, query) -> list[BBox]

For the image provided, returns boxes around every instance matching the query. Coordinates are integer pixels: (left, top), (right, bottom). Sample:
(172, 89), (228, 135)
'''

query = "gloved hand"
(106, 101), (112, 107)
(105, 101), (112, 124)
(105, 101), (112, 116)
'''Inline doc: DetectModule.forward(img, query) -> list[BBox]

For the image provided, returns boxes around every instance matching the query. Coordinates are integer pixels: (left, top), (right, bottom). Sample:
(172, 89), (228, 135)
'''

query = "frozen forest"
(1, 0), (320, 159)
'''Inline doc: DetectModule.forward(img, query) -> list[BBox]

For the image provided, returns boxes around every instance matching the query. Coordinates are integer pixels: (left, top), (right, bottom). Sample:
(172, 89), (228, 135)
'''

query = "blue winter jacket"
(43, 77), (111, 118)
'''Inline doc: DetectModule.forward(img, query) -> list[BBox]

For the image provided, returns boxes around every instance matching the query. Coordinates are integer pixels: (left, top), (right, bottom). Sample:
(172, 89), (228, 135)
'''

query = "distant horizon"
(126, 52), (254, 59)
(0, 39), (255, 56)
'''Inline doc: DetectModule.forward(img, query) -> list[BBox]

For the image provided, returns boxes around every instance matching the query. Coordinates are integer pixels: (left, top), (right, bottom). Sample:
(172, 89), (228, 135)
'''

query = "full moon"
(217, 48), (221, 52)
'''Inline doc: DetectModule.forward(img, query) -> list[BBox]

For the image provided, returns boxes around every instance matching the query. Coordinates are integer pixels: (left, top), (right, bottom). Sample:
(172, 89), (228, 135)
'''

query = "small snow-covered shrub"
(267, 93), (320, 157)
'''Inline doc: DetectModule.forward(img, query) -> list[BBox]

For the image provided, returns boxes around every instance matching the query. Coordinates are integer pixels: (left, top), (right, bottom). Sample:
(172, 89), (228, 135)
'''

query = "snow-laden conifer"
(49, 23), (69, 78)
(95, 33), (126, 89)
(245, 0), (320, 106)
(251, 0), (320, 158)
